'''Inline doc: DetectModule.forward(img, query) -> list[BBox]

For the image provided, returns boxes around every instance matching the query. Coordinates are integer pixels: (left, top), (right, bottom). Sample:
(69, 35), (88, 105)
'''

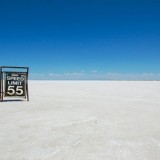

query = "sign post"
(0, 66), (29, 102)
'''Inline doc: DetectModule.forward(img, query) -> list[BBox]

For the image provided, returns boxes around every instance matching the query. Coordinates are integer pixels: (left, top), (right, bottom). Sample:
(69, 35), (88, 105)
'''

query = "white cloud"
(91, 70), (98, 73)
(29, 72), (160, 80)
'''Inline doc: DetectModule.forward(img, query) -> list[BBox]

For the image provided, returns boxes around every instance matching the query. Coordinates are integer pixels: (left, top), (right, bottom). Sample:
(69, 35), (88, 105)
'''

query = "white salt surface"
(1, 81), (160, 160)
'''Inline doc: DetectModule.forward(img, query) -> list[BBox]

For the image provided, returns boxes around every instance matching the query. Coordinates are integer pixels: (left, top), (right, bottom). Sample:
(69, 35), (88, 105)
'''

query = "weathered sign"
(0, 66), (29, 102)
(4, 72), (26, 97)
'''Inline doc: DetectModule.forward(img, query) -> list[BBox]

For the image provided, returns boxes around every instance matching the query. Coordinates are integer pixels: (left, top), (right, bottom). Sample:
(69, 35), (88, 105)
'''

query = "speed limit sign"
(4, 72), (26, 97)
(0, 66), (29, 102)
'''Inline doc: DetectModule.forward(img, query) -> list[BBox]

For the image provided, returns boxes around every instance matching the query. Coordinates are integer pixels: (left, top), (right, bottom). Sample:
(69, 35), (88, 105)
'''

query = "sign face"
(4, 72), (26, 97)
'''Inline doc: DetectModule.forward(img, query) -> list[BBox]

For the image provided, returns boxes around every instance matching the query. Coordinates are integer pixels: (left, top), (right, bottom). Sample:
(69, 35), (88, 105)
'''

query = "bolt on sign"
(0, 66), (29, 102)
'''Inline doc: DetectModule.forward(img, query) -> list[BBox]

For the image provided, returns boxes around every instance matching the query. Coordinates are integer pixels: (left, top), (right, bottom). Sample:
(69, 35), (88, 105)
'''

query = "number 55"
(7, 86), (24, 96)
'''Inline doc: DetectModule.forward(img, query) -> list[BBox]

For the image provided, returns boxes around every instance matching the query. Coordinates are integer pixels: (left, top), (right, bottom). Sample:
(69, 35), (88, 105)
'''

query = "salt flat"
(0, 81), (160, 160)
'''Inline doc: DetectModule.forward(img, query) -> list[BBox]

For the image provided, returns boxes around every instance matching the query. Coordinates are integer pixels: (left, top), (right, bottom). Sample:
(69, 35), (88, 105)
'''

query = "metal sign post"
(0, 66), (29, 102)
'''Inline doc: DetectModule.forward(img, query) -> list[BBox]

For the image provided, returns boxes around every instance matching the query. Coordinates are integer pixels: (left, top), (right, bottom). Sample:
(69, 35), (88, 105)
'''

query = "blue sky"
(0, 0), (160, 80)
